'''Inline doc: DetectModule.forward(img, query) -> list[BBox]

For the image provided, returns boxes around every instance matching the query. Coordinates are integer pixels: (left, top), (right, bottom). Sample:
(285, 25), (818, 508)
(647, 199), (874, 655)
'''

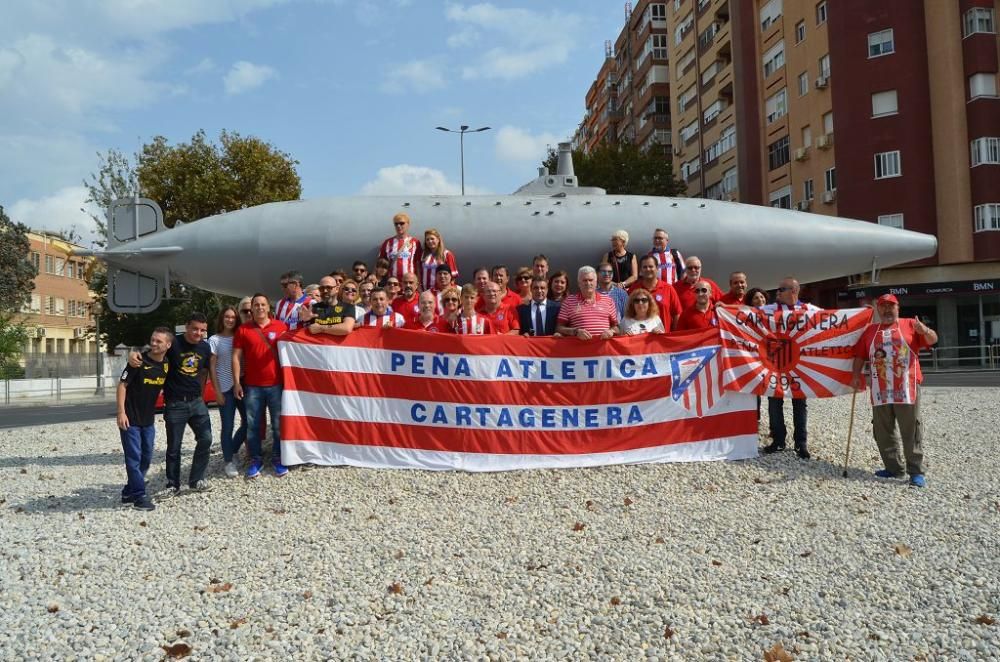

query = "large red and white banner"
(278, 328), (758, 472)
(718, 306), (873, 399)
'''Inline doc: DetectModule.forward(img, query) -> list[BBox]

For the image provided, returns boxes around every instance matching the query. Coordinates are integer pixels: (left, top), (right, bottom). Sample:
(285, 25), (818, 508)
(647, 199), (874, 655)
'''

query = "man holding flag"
(851, 294), (937, 487)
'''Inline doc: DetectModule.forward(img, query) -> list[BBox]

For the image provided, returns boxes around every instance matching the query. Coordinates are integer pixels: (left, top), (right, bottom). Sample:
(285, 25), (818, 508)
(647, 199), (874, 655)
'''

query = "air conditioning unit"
(794, 147), (808, 161)
(815, 76), (829, 89)
(673, 146), (682, 156)
(73, 327), (84, 338)
(816, 133), (834, 149)
(822, 190), (837, 203)
(35, 327), (46, 338)
(796, 200), (812, 211)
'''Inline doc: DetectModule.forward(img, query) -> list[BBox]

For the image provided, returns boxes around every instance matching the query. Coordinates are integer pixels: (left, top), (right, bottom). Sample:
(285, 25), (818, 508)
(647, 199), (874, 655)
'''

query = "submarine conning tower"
(512, 142), (607, 196)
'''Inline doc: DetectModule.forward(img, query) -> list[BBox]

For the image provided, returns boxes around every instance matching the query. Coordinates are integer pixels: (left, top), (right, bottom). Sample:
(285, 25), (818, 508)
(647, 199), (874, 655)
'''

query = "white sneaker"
(224, 461), (239, 478)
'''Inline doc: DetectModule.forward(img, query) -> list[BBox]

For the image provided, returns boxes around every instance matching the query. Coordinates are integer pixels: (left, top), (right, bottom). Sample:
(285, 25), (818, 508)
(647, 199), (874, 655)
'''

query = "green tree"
(0, 205), (36, 377)
(83, 130), (302, 348)
(542, 141), (684, 197)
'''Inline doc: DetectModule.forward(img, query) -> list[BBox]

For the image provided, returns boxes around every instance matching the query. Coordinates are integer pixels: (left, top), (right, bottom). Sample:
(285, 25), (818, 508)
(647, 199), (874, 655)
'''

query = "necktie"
(535, 304), (544, 336)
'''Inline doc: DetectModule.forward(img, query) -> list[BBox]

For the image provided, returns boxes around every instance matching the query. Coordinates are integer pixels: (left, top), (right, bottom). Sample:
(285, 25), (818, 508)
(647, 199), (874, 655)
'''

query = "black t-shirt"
(606, 250), (636, 284)
(120, 351), (168, 427)
(163, 333), (211, 400)
(311, 302), (356, 326)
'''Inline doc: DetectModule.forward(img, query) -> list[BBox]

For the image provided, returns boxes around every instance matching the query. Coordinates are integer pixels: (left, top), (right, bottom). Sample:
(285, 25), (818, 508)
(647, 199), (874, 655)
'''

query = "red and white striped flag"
(718, 305), (874, 398)
(278, 327), (757, 471)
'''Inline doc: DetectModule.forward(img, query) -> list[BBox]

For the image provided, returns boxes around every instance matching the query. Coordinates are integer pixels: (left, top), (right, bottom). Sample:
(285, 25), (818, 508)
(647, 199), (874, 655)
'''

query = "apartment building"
(579, 0), (1000, 353)
(20, 231), (97, 355)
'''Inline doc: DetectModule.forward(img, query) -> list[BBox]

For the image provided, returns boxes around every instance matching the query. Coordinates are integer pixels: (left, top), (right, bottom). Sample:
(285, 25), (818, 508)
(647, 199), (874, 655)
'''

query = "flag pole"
(842, 389), (858, 478)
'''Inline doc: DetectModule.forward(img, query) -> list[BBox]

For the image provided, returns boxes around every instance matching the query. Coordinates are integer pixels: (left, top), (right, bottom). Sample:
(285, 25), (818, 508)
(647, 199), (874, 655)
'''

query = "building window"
(770, 185), (793, 209)
(30, 251), (40, 272)
(55, 257), (65, 276)
(825, 167), (837, 192)
(651, 3), (667, 22)
(868, 29), (894, 58)
(804, 179), (814, 201)
(798, 71), (809, 96)
(822, 111), (834, 134)
(971, 137), (1000, 166)
(963, 7), (996, 37)
(679, 84), (697, 108)
(871, 90), (898, 117)
(681, 157), (701, 180)
(652, 34), (668, 59)
(969, 73), (998, 99)
(762, 42), (785, 78)
(29, 294), (40, 313)
(704, 126), (737, 163)
(816, 0), (827, 25)
(818, 53), (831, 79)
(675, 13), (694, 44)
(878, 213), (904, 229)
(795, 20), (806, 43)
(680, 119), (699, 143)
(677, 49), (695, 75)
(768, 136), (790, 170)
(874, 150), (902, 179)
(703, 99), (725, 123)
(760, 0), (782, 31)
(766, 88), (788, 124)
(974, 204), (1000, 231)
(45, 255), (54, 274)
(698, 22), (720, 50)
(802, 125), (812, 147)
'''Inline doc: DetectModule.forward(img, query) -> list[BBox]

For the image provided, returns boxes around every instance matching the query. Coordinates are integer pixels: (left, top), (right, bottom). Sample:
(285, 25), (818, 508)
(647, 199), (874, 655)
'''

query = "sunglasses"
(635, 298), (650, 303)
(694, 288), (709, 293)
(518, 275), (532, 281)
(319, 285), (335, 290)
(776, 286), (793, 292)
(342, 287), (357, 293)
(393, 222), (407, 227)
(353, 267), (366, 273)
(598, 271), (613, 275)
(443, 297), (460, 303)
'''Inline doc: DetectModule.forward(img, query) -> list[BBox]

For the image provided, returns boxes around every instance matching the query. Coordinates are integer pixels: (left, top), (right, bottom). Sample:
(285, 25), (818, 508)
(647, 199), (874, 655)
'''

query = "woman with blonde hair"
(514, 266), (533, 303)
(619, 287), (665, 335)
(603, 229), (638, 289)
(421, 228), (459, 292)
(438, 285), (462, 327)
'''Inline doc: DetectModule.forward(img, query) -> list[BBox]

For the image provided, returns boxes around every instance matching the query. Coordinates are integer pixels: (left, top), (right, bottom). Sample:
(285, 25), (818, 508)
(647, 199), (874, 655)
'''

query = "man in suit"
(518, 276), (560, 336)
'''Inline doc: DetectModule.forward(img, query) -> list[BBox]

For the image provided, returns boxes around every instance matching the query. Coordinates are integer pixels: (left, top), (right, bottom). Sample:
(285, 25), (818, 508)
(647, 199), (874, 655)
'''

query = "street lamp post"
(435, 125), (491, 196)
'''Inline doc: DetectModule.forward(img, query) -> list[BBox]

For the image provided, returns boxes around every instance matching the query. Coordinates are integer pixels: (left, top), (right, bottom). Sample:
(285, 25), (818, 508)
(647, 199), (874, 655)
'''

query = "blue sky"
(1, 0), (624, 245)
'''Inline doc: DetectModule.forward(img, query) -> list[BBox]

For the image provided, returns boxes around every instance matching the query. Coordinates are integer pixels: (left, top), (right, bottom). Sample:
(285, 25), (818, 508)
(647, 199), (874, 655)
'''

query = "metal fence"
(19, 351), (103, 378)
(2, 352), (129, 404)
(920, 343), (1000, 371)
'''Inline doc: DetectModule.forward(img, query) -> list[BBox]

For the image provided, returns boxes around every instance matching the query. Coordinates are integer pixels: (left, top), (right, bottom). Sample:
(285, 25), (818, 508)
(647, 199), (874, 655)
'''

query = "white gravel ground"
(1, 387), (999, 660)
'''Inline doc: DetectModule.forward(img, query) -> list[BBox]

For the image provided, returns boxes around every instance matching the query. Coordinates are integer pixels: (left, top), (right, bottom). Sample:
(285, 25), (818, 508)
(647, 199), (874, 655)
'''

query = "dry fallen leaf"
(585, 500), (596, 511)
(19, 469), (27, 474)
(763, 642), (794, 662)
(388, 498), (397, 505)
(654, 537), (665, 544)
(496, 632), (508, 639)
(162, 642), (192, 658)
(193, 525), (207, 532)
(269, 507), (287, 515)
(176, 628), (191, 637)
(623, 497), (634, 506)
(751, 613), (770, 626)
(753, 476), (771, 484)
(139, 521), (147, 527)
(424, 577), (434, 586)
(975, 615), (996, 625)
(799, 551), (812, 558)
(610, 597), (621, 606)
(393, 550), (405, 560)
(77, 513), (85, 520)
(894, 543), (912, 558)
(663, 626), (675, 639)
(229, 618), (247, 629)
(46, 603), (59, 613)
(711, 559), (722, 566)
(302, 591), (313, 599)
(387, 582), (404, 595)
(207, 582), (233, 593)
(572, 522), (586, 532)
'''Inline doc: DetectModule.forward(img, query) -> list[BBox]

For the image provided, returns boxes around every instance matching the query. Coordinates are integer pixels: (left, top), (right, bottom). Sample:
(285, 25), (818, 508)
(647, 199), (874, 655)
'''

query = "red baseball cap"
(876, 294), (899, 306)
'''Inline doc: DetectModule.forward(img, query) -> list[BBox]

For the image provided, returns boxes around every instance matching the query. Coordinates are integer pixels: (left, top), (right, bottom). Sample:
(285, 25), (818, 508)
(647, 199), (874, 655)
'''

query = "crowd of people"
(113, 213), (937, 510)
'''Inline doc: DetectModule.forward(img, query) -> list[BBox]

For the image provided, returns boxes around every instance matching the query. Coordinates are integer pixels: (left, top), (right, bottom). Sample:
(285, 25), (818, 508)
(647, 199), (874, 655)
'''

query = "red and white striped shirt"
(648, 248), (684, 285)
(421, 250), (458, 291)
(556, 293), (619, 336)
(453, 313), (494, 335)
(274, 295), (312, 330)
(361, 311), (405, 328)
(379, 235), (422, 280)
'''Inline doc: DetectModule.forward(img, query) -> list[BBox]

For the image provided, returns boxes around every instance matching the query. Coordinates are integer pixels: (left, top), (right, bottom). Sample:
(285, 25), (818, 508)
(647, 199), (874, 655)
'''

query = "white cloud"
(360, 165), (490, 195)
(494, 126), (562, 163)
(223, 61), (278, 95)
(445, 3), (581, 80)
(446, 28), (479, 48)
(185, 57), (217, 76)
(380, 59), (446, 94)
(9, 186), (103, 247)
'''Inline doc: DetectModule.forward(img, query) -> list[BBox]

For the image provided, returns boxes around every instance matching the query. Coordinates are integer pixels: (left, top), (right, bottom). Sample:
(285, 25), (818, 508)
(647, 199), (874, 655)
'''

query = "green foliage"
(0, 313), (29, 379)
(83, 130), (302, 348)
(0, 205), (37, 314)
(542, 142), (684, 197)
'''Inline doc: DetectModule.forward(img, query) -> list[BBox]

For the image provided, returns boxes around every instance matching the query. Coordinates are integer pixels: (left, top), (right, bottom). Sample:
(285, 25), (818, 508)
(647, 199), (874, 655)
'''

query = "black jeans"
(767, 397), (807, 446)
(163, 399), (213, 488)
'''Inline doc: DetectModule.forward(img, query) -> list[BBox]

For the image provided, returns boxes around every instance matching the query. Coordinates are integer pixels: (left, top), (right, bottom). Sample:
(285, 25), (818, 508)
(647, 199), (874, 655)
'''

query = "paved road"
(0, 402), (117, 429)
(923, 371), (1000, 388)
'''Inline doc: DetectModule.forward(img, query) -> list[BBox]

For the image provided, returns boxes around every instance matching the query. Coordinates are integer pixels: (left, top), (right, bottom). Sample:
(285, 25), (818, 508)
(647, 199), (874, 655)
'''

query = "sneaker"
(794, 444), (811, 460)
(190, 479), (212, 492)
(133, 497), (156, 511)
(121, 494), (136, 505)
(246, 458), (264, 479)
(155, 485), (181, 501)
(272, 459), (289, 478)
(874, 469), (902, 479)
(224, 461), (239, 478)
(909, 474), (927, 488)
(762, 441), (786, 454)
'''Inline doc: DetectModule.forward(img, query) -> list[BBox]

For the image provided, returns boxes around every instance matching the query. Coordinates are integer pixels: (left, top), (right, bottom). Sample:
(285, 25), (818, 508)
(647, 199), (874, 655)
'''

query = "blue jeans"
(121, 425), (155, 500)
(245, 385), (282, 463)
(220, 388), (247, 462)
(768, 396), (807, 446)
(163, 399), (213, 488)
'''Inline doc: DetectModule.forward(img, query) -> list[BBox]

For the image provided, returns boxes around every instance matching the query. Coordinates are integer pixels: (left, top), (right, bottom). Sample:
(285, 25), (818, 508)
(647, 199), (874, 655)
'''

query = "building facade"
(20, 231), (97, 356)
(578, 0), (1000, 358)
